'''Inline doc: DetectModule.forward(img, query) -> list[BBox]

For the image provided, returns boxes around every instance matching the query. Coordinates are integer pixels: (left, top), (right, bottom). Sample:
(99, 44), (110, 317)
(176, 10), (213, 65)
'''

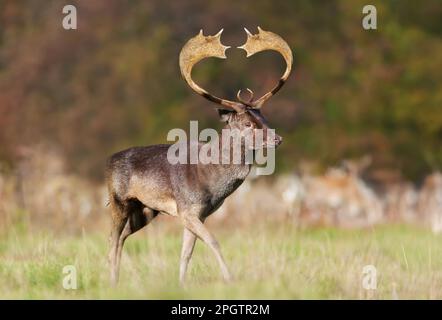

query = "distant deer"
(106, 28), (293, 285)
(301, 156), (383, 227)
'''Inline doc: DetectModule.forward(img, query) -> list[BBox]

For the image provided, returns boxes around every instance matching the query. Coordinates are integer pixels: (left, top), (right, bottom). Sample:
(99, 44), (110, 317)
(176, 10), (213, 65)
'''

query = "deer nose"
(275, 135), (283, 145)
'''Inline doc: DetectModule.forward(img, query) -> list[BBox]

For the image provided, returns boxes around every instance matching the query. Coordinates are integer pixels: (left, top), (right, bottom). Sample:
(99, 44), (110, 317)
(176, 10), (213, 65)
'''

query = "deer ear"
(217, 108), (234, 122)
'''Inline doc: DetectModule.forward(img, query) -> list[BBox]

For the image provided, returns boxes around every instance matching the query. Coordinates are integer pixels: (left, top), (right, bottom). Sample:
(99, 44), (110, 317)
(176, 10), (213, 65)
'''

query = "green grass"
(1, 221), (441, 299)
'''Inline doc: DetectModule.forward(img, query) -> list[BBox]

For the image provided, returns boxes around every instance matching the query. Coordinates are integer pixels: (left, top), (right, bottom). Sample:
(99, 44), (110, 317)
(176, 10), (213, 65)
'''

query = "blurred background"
(0, 0), (441, 233)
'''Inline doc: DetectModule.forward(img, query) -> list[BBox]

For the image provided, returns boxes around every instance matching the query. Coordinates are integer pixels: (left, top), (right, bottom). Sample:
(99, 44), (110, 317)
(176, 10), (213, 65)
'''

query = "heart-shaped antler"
(179, 28), (293, 112)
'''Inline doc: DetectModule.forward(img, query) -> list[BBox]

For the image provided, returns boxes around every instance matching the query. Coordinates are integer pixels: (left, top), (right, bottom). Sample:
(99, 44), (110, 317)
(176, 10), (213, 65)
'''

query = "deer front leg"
(181, 215), (232, 282)
(179, 228), (197, 285)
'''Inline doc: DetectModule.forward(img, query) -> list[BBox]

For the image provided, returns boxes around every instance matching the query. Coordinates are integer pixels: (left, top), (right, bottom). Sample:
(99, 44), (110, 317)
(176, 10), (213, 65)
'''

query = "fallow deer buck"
(106, 27), (293, 285)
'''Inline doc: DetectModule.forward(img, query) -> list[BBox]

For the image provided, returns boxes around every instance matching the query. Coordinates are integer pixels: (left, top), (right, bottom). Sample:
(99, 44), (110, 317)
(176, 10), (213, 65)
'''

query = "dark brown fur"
(106, 108), (282, 285)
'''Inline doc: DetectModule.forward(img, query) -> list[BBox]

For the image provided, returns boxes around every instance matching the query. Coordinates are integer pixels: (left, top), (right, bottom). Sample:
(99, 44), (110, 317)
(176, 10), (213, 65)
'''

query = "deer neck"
(197, 127), (252, 185)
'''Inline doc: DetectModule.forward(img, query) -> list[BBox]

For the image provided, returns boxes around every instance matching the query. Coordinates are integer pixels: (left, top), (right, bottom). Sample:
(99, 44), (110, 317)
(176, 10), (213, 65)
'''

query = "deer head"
(179, 27), (293, 149)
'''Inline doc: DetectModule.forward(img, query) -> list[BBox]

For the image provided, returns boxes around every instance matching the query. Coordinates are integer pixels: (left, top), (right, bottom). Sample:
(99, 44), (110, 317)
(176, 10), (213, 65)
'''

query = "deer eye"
(245, 122), (253, 127)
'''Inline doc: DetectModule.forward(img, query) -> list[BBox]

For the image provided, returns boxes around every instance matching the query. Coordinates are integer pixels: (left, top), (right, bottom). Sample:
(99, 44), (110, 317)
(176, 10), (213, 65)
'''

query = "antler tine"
(238, 27), (293, 109)
(236, 88), (254, 105)
(179, 29), (245, 113)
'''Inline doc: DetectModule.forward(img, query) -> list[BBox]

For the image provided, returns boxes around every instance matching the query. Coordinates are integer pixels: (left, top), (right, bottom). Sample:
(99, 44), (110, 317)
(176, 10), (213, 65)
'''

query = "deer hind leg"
(108, 196), (127, 286)
(181, 215), (232, 282)
(109, 197), (158, 286)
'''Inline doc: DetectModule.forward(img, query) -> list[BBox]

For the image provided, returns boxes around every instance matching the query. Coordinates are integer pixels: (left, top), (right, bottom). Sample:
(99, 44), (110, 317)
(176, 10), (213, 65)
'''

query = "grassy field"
(1, 219), (441, 299)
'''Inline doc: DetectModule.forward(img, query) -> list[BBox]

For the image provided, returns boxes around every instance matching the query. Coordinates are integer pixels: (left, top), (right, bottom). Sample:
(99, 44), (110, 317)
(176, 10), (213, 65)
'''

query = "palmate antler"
(179, 27), (293, 111)
(179, 29), (245, 113)
(238, 27), (293, 109)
